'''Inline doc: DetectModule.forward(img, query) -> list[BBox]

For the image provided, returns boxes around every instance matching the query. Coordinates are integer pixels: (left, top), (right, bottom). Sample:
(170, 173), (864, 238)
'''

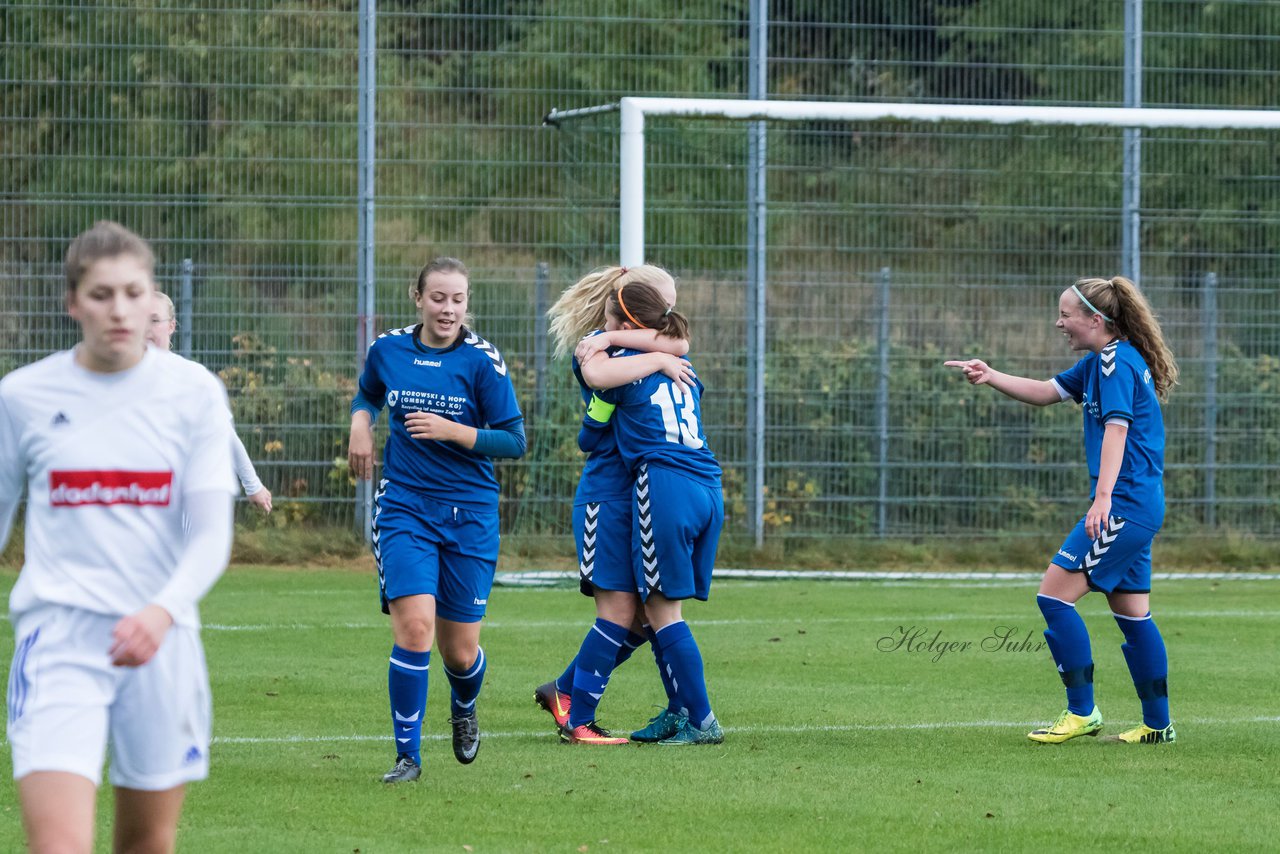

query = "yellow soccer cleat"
(1115, 723), (1177, 744)
(1027, 706), (1103, 743)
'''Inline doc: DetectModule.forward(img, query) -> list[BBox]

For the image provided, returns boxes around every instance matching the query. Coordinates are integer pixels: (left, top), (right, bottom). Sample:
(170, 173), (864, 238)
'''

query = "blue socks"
(1114, 612), (1170, 729)
(654, 620), (713, 728)
(1037, 595), (1095, 715)
(618, 629), (646, 668)
(444, 646), (487, 719)
(569, 619), (631, 728)
(555, 659), (576, 696)
(646, 623), (680, 713)
(388, 645), (430, 764)
(556, 628), (646, 698)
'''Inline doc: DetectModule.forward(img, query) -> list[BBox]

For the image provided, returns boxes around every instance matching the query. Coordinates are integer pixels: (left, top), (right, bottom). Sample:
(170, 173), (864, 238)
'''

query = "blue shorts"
(372, 479), (499, 622)
(574, 498), (634, 596)
(633, 463), (724, 602)
(1050, 514), (1155, 594)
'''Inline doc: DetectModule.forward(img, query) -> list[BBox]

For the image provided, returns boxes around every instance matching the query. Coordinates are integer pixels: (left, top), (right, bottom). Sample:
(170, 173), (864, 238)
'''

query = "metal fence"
(3, 2), (1277, 542)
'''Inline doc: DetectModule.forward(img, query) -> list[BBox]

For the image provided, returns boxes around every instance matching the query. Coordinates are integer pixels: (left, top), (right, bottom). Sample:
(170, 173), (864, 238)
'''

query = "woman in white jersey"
(147, 290), (273, 514)
(0, 221), (238, 853)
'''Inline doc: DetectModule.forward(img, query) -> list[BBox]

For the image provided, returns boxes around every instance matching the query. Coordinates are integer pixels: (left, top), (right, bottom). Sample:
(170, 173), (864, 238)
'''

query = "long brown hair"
(605, 281), (690, 342)
(64, 221), (154, 291)
(1073, 276), (1179, 400)
(548, 264), (676, 359)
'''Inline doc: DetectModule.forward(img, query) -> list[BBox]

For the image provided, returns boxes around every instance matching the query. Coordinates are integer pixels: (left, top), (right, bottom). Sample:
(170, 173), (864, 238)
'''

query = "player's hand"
(944, 359), (995, 386)
(1085, 495), (1112, 541)
(574, 333), (611, 364)
(247, 487), (273, 514)
(110, 605), (173, 667)
(348, 423), (375, 480)
(405, 411), (458, 443)
(657, 354), (695, 393)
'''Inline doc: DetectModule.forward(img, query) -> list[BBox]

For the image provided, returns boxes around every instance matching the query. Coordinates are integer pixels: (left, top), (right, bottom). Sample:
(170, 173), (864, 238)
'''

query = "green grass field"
(1, 568), (1277, 852)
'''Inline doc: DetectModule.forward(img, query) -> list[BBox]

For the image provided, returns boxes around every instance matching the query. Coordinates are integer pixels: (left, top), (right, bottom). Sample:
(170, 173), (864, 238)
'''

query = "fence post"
(534, 262), (550, 424)
(355, 0), (377, 541)
(1203, 271), (1218, 527)
(1121, 0), (1144, 284)
(745, 0), (768, 548)
(179, 258), (193, 358)
(876, 266), (891, 538)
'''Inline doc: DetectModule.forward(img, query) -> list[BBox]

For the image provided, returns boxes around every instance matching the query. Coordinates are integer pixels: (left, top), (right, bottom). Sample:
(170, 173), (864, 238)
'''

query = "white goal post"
(554, 96), (1280, 266)
(541, 95), (1280, 546)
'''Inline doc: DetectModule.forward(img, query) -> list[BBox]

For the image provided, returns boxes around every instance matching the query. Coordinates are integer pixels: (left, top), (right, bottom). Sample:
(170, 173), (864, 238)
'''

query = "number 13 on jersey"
(650, 384), (704, 449)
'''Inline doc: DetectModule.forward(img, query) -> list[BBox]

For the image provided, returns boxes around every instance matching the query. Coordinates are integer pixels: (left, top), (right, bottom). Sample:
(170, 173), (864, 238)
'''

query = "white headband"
(1071, 284), (1112, 322)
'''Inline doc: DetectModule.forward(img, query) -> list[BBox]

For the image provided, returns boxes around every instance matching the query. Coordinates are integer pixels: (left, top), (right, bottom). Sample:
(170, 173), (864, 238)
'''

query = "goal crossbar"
(545, 97), (1280, 265)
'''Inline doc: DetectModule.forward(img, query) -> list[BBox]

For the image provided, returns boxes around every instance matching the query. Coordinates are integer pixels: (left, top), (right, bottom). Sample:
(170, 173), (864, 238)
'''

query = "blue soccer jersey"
(1052, 339), (1166, 531)
(594, 348), (722, 486)
(352, 324), (522, 511)
(571, 335), (632, 506)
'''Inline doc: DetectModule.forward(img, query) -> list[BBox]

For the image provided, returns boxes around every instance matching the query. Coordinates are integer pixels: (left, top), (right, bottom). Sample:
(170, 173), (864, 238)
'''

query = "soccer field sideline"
(208, 714), (1280, 745)
(494, 568), (1280, 586)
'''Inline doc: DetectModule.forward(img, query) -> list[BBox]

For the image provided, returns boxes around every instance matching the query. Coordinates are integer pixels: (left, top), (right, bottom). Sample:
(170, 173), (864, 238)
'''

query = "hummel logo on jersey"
(1057, 549), (1078, 562)
(473, 597), (488, 606)
(50, 412), (70, 427)
(49, 470), (173, 507)
(413, 358), (442, 367)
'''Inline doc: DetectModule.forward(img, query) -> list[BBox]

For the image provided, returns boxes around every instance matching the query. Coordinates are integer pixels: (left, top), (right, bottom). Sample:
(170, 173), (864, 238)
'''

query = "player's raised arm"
(581, 351), (694, 393)
(575, 326), (689, 363)
(944, 358), (1062, 406)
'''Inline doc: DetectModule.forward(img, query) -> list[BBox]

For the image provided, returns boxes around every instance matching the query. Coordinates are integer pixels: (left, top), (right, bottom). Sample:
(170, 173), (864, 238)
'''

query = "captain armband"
(585, 393), (616, 425)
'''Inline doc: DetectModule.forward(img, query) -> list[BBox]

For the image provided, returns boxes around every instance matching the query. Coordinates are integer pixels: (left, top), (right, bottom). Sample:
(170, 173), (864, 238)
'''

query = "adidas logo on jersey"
(50, 412), (70, 427)
(49, 470), (173, 507)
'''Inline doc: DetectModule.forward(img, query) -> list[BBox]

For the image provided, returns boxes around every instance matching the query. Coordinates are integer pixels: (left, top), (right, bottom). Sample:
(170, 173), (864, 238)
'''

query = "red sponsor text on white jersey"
(49, 470), (174, 507)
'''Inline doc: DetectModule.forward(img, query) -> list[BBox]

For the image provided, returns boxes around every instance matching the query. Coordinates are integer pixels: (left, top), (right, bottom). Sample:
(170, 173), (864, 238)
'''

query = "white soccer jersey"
(0, 347), (238, 627)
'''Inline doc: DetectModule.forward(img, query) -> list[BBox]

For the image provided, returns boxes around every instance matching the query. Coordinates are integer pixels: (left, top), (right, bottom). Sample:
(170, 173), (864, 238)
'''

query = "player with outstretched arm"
(946, 276), (1179, 745)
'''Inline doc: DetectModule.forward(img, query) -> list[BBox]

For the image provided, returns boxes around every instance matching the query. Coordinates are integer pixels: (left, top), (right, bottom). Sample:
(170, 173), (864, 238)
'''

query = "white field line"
(201, 608), (1280, 632)
(499, 570), (1280, 585)
(211, 715), (1280, 745)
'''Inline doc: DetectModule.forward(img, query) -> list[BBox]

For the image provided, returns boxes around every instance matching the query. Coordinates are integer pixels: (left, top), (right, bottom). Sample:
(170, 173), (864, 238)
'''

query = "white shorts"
(6, 605), (212, 790)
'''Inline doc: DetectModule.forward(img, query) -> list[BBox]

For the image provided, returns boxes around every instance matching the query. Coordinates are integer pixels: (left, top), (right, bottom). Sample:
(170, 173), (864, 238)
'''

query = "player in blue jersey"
(348, 257), (526, 782)
(946, 276), (1180, 745)
(579, 281), (727, 745)
(535, 265), (695, 745)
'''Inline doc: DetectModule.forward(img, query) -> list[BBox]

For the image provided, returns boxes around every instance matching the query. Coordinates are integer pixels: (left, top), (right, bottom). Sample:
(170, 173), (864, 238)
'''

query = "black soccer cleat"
(449, 710), (480, 764)
(382, 754), (421, 784)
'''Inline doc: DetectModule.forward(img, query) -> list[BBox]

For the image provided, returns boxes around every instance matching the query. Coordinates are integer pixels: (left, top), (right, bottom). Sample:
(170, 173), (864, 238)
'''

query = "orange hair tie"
(616, 285), (648, 329)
